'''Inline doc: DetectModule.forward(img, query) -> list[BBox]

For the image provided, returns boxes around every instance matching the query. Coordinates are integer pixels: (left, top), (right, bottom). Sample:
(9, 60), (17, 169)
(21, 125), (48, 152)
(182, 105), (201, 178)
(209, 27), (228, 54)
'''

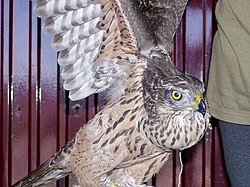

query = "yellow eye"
(171, 90), (182, 100)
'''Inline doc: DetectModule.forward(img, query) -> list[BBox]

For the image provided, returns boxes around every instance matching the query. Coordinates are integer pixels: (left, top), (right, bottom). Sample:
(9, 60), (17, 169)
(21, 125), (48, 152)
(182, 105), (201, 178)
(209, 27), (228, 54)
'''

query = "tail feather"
(12, 159), (70, 187)
(12, 140), (75, 187)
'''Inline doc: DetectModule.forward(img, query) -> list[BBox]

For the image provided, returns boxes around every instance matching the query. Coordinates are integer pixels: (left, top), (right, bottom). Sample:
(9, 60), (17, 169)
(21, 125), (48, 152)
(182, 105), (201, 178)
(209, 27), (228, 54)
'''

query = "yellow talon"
(111, 184), (118, 187)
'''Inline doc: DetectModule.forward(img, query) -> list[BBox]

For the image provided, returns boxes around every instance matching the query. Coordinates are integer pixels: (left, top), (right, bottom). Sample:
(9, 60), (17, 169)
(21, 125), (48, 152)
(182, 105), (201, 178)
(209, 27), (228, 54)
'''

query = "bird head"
(156, 74), (207, 117)
(142, 58), (210, 150)
(143, 63), (208, 118)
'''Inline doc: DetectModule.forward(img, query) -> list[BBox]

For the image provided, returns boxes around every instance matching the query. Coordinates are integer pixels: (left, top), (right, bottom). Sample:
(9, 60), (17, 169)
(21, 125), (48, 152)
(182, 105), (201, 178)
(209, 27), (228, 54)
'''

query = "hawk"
(13, 0), (210, 186)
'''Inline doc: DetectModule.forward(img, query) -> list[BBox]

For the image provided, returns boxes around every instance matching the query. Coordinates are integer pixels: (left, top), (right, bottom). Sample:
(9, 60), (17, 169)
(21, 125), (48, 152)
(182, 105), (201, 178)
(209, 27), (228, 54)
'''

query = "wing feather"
(35, 0), (91, 18)
(118, 0), (188, 55)
(35, 0), (138, 101)
(35, 0), (188, 101)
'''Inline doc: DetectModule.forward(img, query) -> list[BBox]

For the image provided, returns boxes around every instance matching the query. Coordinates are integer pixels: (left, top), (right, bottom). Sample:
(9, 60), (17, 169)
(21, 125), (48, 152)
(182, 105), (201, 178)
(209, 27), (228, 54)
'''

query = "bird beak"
(195, 92), (206, 116)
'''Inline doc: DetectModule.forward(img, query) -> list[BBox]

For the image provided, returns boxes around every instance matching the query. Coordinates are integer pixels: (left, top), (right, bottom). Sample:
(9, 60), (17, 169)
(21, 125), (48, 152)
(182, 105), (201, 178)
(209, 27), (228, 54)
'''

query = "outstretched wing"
(35, 0), (138, 101)
(118, 0), (188, 56)
(35, 0), (188, 101)
(142, 0), (188, 53)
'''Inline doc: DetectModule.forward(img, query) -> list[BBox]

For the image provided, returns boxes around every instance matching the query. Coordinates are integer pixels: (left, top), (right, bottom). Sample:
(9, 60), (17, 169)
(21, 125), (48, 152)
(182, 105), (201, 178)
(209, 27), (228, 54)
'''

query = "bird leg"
(100, 152), (170, 187)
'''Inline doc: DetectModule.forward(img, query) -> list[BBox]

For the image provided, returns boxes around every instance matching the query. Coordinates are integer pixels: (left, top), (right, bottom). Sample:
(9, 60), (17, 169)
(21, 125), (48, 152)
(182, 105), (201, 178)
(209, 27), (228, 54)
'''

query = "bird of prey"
(13, 0), (210, 186)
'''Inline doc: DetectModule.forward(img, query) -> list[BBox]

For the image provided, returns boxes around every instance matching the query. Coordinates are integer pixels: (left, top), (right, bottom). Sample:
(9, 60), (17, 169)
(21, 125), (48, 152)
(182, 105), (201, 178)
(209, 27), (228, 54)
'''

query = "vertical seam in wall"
(0, 0), (4, 185)
(202, 0), (207, 187)
(8, 0), (13, 185)
(28, 0), (33, 173)
(36, 17), (41, 167)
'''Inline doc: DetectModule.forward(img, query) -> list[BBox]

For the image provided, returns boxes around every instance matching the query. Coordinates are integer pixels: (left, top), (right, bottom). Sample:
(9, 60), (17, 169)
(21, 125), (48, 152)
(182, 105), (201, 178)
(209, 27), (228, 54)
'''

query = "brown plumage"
(12, 0), (210, 187)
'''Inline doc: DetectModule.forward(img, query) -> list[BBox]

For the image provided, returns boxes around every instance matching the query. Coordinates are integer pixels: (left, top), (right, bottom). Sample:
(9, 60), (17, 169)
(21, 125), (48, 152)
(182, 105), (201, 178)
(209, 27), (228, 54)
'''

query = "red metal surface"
(0, 0), (230, 187)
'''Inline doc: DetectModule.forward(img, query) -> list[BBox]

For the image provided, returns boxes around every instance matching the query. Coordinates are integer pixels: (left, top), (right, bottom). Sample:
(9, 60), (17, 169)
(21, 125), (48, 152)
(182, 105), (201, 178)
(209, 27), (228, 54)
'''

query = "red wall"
(0, 0), (230, 187)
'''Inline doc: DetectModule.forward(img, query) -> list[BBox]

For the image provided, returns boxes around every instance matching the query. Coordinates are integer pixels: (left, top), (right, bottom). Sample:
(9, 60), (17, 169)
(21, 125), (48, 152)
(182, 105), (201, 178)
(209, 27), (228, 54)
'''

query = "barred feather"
(35, 0), (137, 101)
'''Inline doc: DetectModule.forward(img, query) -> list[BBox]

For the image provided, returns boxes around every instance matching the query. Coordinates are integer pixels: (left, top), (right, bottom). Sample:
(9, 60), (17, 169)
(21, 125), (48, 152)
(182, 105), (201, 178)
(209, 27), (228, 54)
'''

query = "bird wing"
(118, 0), (188, 56)
(35, 0), (138, 101)
(35, 0), (188, 101)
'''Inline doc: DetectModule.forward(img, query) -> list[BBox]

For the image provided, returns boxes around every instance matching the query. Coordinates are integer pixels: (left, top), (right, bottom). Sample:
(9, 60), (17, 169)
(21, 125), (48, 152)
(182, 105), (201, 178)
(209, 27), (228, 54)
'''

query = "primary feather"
(36, 0), (138, 101)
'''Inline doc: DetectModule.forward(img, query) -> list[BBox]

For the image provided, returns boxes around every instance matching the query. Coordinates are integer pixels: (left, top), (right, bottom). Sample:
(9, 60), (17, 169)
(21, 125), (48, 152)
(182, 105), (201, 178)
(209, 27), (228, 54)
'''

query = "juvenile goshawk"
(12, 0), (210, 186)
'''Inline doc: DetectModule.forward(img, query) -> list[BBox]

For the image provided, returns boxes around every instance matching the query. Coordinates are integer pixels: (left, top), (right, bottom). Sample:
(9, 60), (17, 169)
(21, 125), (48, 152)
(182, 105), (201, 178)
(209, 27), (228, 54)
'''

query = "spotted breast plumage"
(12, 0), (210, 187)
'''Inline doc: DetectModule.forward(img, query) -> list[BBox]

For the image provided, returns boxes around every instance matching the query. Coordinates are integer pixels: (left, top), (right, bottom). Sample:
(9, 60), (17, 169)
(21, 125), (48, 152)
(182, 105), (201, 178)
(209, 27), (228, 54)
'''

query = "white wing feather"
(35, 0), (138, 101)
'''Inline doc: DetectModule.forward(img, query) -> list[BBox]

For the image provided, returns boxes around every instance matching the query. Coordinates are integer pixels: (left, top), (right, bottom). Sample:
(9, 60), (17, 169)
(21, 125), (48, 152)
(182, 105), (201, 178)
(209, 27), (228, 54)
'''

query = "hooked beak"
(198, 98), (206, 116)
(195, 92), (207, 116)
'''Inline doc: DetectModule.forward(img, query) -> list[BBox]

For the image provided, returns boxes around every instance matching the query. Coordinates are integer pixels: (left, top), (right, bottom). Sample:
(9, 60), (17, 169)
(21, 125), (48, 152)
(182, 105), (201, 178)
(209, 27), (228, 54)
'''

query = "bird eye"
(171, 90), (182, 101)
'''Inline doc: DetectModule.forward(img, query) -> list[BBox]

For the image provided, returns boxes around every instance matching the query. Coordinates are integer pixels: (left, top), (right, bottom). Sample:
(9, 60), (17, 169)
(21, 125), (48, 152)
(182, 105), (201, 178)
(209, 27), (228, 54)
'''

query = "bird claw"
(100, 172), (154, 187)
(100, 174), (112, 187)
(125, 181), (154, 187)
